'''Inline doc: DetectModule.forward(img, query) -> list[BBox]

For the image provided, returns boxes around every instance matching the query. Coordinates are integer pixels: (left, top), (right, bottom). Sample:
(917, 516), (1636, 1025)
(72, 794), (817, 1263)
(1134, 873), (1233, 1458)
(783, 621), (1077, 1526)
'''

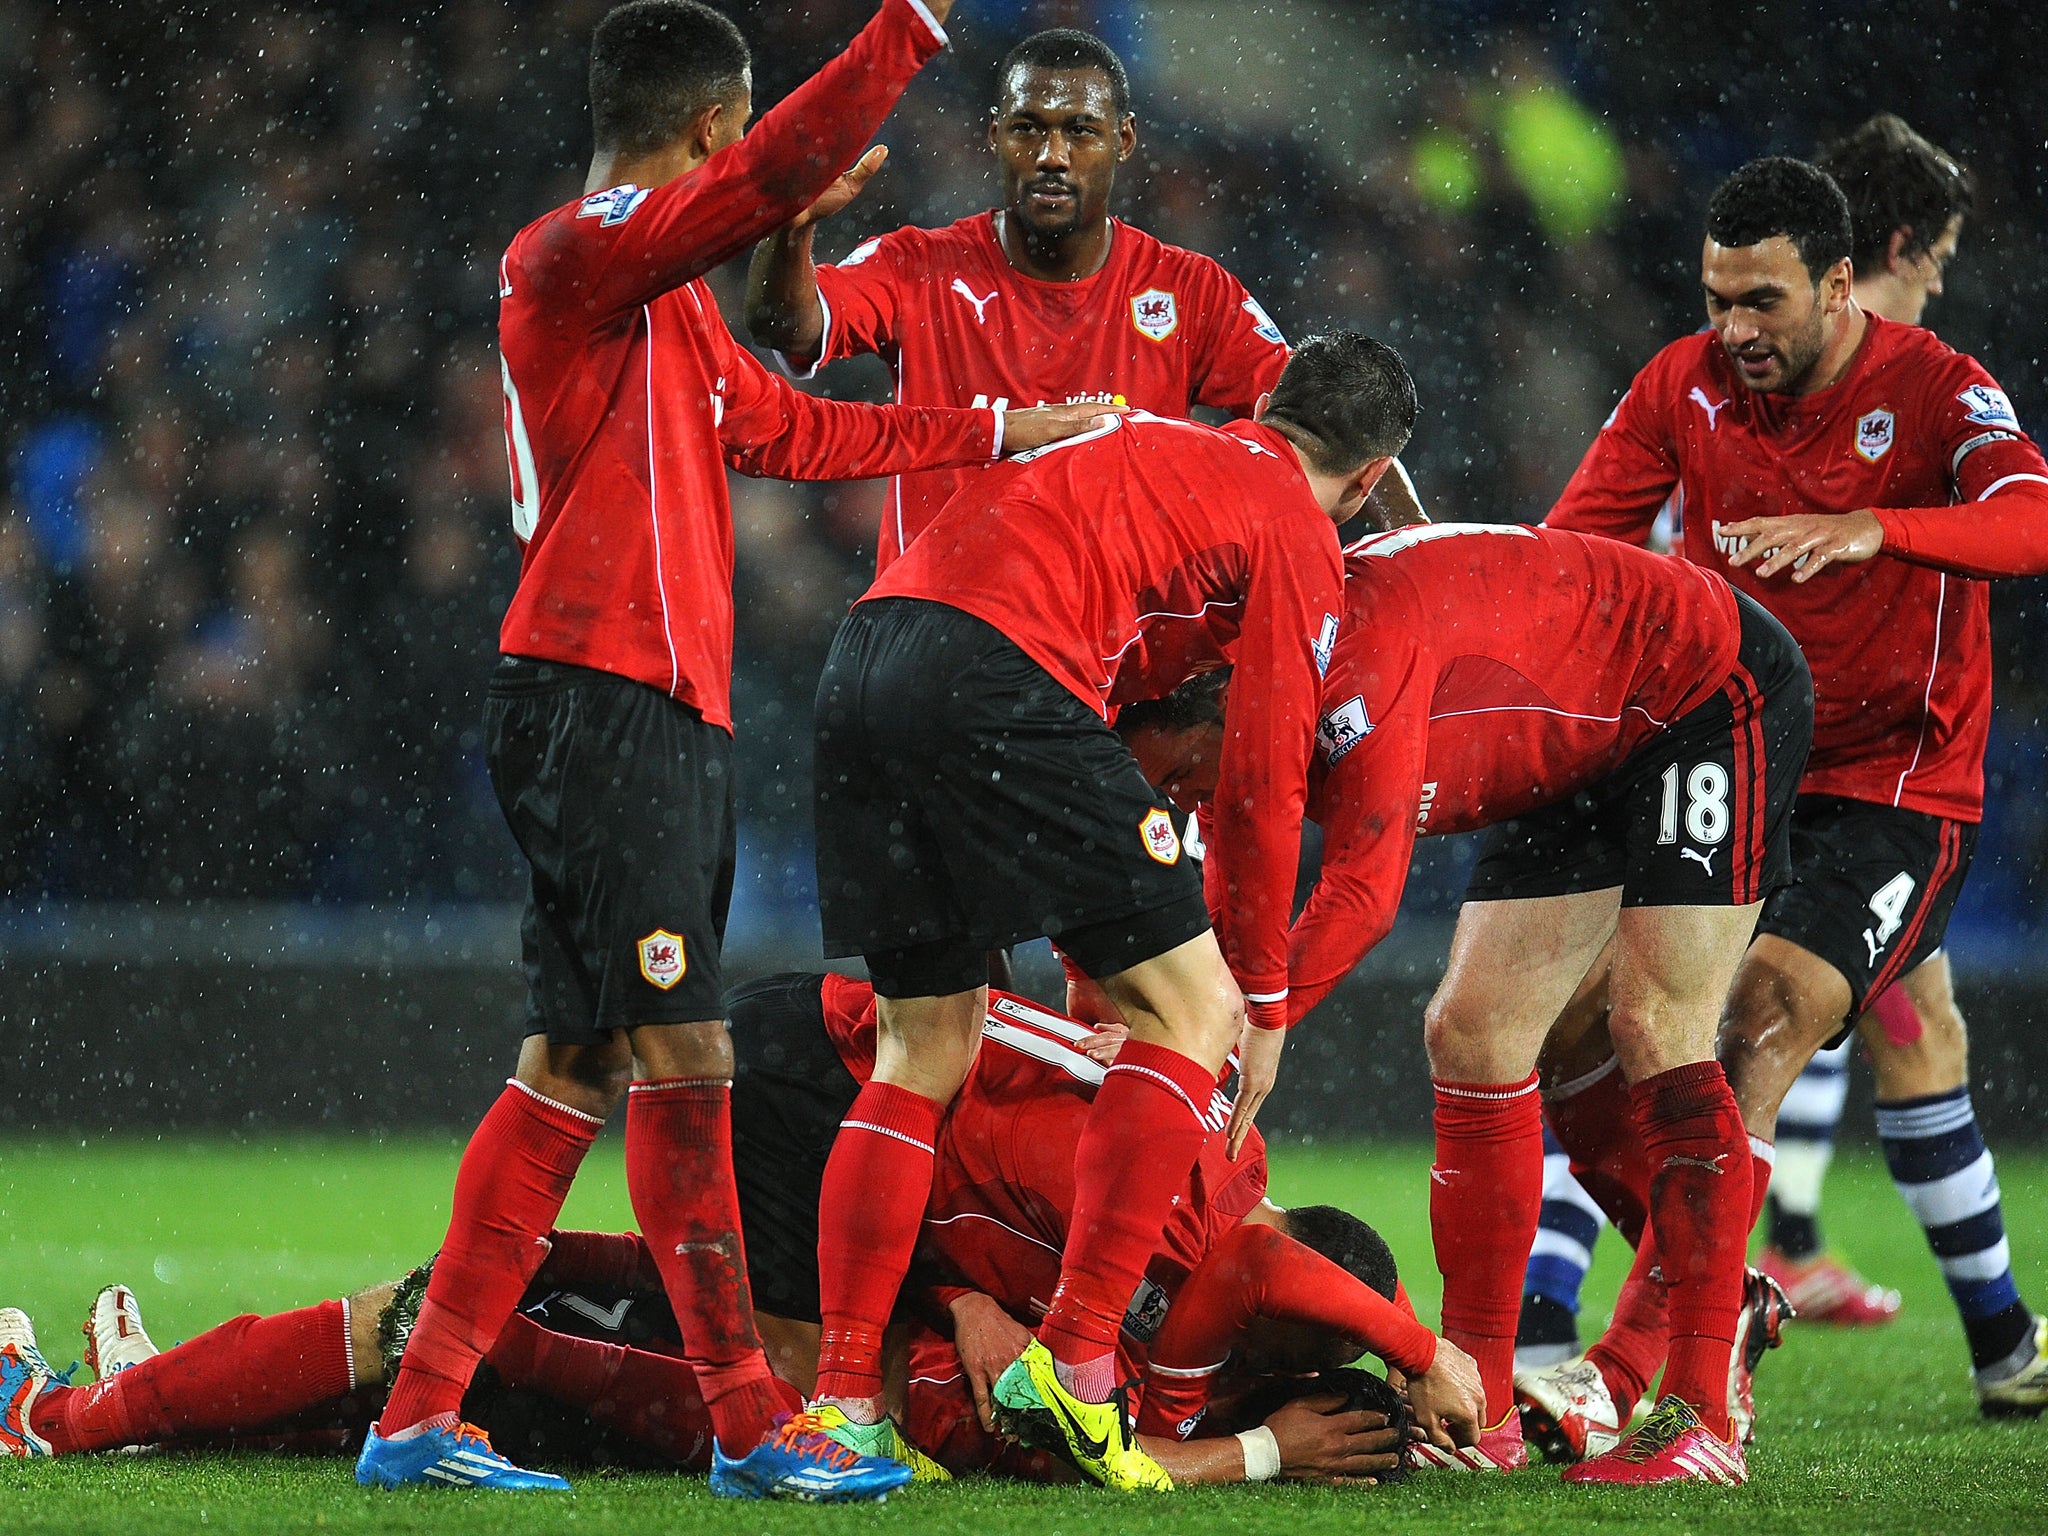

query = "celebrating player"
(743, 26), (1425, 572)
(1123, 521), (1813, 1484)
(1531, 155), (2048, 1439)
(367, 0), (1119, 1499)
(805, 334), (1415, 1490)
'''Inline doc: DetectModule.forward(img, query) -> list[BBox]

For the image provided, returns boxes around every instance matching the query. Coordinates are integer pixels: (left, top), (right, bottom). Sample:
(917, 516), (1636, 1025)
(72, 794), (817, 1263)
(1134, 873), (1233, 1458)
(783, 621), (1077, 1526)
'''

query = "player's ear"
(1250, 391), (1273, 421)
(1350, 455), (1394, 502)
(1886, 224), (1914, 276)
(1822, 256), (1854, 313)
(687, 100), (727, 162)
(1118, 114), (1137, 162)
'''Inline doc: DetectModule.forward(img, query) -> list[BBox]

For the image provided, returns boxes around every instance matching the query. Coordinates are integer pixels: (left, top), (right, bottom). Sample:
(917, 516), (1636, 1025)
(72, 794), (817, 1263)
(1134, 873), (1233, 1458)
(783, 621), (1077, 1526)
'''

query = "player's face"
(989, 67), (1134, 240)
(1893, 214), (1964, 326)
(1124, 721), (1225, 812)
(1701, 235), (1844, 394)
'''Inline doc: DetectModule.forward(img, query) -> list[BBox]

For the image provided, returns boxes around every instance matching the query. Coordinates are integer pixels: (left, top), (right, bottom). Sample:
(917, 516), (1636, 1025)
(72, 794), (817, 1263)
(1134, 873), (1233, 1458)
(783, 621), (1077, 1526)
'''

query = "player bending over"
(1536, 154), (2048, 1436)
(806, 334), (1415, 1491)
(743, 26), (1425, 573)
(1126, 521), (1812, 1485)
(371, 0), (1117, 1500)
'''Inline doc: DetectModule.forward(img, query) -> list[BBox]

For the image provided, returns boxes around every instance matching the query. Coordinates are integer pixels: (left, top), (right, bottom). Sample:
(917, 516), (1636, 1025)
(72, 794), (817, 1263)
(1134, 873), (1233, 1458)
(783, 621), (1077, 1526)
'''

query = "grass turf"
(2, 1135), (2043, 1534)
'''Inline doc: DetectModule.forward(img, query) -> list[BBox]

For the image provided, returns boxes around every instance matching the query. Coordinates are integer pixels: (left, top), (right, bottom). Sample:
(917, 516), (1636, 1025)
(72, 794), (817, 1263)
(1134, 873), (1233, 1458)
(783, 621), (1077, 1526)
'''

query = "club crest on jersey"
(1131, 288), (1180, 342)
(1957, 384), (2020, 429)
(1317, 695), (1372, 763)
(578, 184), (649, 227)
(1312, 612), (1339, 676)
(1140, 808), (1182, 865)
(1855, 408), (1895, 463)
(1242, 296), (1285, 346)
(637, 929), (687, 990)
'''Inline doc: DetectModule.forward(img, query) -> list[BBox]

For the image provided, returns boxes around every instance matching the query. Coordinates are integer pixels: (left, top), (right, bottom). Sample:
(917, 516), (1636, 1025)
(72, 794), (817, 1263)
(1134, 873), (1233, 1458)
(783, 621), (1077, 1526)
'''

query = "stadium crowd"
(4, 0), (2046, 936)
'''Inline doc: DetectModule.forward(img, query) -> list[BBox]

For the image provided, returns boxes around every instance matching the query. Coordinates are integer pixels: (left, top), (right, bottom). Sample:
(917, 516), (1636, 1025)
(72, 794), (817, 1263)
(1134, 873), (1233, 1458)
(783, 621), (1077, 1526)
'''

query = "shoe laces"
(772, 1410), (865, 1473)
(450, 1422), (504, 1460)
(1612, 1399), (1699, 1463)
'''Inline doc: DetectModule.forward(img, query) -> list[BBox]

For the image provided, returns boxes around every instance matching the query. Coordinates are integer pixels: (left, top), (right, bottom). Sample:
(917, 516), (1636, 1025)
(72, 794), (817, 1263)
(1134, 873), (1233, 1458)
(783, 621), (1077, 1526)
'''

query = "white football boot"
(84, 1286), (159, 1380)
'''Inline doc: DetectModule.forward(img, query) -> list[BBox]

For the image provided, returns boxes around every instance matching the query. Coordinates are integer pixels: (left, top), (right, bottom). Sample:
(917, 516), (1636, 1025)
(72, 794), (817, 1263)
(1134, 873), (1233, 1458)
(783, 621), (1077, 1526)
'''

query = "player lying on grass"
(1120, 519), (1814, 1485)
(1537, 153), (2048, 1440)
(808, 333), (1415, 1493)
(0, 977), (1478, 1485)
(743, 26), (1425, 573)
(383, 0), (1126, 1501)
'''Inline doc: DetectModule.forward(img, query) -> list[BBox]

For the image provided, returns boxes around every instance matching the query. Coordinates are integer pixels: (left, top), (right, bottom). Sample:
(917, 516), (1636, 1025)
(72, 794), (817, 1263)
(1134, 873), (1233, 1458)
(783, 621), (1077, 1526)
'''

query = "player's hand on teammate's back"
(1265, 1393), (1404, 1485)
(1403, 1338), (1486, 1449)
(947, 1290), (1032, 1431)
(1714, 509), (1884, 582)
(791, 145), (888, 232)
(1225, 1015), (1285, 1159)
(1001, 402), (1128, 455)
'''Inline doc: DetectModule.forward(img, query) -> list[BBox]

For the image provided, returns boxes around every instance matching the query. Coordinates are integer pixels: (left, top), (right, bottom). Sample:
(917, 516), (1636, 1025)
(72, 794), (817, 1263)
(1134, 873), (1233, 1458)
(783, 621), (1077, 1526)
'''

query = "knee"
(1422, 992), (1486, 1074)
(1867, 1001), (1969, 1097)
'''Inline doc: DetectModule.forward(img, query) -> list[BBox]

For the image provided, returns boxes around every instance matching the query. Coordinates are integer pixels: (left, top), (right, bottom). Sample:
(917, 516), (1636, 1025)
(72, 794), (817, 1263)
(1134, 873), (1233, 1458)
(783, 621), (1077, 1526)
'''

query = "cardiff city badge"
(638, 929), (687, 990)
(1140, 807), (1182, 865)
(1131, 288), (1180, 342)
(1855, 407), (1895, 463)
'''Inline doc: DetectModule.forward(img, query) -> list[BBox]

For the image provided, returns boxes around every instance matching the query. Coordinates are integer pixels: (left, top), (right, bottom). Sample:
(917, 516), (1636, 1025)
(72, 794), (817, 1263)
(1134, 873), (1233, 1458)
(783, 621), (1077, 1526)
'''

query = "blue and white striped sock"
(1875, 1086), (2034, 1374)
(1767, 1038), (1852, 1258)
(1519, 1127), (1606, 1366)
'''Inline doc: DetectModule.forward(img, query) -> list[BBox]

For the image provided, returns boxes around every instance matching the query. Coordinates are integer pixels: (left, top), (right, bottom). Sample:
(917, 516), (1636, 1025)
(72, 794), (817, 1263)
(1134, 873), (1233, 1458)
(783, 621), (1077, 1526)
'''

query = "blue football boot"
(708, 1407), (916, 1501)
(355, 1419), (570, 1490)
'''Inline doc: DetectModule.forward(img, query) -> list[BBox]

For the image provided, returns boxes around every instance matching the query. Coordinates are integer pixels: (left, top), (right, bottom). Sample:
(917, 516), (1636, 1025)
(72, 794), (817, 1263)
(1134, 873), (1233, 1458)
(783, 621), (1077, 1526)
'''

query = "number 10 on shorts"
(1658, 761), (1731, 846)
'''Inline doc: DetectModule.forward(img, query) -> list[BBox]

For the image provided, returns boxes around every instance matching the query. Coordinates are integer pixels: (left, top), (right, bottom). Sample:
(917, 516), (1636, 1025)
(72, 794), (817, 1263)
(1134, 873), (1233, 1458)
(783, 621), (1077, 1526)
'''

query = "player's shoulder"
(1117, 219), (1232, 280)
(830, 213), (995, 275)
(1634, 329), (1725, 400)
(1870, 315), (2018, 417)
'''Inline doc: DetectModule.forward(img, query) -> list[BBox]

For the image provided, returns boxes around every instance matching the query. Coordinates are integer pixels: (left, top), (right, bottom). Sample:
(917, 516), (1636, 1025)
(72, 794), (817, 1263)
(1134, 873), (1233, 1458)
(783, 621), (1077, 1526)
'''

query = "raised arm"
(742, 145), (890, 363)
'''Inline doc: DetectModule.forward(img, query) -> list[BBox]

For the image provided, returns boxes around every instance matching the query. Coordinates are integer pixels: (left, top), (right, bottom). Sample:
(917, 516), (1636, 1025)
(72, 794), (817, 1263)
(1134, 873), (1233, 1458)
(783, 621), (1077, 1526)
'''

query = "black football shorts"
(1466, 592), (1812, 909)
(1757, 794), (1977, 1020)
(485, 657), (735, 1042)
(814, 599), (1211, 998)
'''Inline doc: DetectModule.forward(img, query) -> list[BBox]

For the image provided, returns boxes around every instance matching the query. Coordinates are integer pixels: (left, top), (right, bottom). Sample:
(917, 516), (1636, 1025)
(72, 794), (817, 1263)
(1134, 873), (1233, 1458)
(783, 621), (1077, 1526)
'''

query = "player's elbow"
(740, 290), (799, 353)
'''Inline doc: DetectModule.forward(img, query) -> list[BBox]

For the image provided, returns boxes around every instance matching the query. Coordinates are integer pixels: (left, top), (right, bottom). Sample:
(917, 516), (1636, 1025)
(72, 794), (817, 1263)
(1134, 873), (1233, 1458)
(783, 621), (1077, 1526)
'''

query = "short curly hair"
(1705, 156), (1853, 283)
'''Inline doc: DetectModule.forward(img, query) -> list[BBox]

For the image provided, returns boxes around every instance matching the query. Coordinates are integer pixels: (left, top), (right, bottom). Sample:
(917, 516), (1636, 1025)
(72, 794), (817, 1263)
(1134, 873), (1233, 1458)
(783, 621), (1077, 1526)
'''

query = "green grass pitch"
(3, 1135), (2043, 1534)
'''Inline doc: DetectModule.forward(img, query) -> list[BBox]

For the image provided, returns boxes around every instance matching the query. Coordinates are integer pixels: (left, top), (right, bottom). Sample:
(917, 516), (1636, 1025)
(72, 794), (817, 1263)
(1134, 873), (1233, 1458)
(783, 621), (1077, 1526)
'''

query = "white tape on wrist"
(1237, 1424), (1282, 1482)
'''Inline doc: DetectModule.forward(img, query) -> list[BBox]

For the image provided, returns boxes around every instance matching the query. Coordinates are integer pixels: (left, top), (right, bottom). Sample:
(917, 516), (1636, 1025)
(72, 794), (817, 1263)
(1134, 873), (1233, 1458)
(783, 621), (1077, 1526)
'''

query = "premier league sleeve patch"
(578, 184), (649, 227)
(1317, 695), (1373, 763)
(1140, 807), (1183, 865)
(1956, 384), (2020, 430)
(637, 929), (687, 989)
(1241, 296), (1285, 346)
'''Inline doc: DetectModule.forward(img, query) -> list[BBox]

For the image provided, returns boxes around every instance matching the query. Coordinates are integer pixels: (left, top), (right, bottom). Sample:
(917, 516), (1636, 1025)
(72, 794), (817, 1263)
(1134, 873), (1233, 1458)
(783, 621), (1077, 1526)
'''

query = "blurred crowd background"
(4, 0), (2046, 954)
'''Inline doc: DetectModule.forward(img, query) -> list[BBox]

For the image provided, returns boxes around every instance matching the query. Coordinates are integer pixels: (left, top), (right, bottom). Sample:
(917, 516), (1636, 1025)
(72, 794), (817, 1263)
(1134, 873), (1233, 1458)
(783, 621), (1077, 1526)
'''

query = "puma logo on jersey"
(951, 279), (999, 324)
(1689, 386), (1728, 430)
(1681, 846), (1718, 877)
(1863, 928), (1886, 968)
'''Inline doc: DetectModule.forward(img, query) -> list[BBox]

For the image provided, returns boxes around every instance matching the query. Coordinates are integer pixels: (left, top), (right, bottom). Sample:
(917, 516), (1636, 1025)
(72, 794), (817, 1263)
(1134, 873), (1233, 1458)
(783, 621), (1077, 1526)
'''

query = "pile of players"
(5, 0), (2045, 1500)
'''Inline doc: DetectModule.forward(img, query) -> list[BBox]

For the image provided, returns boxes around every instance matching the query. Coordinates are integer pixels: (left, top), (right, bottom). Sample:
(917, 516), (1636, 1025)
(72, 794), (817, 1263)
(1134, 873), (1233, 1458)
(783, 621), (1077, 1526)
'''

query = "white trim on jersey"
(643, 304), (681, 696)
(923, 1209), (1062, 1256)
(1099, 596), (1247, 672)
(903, 0), (948, 46)
(981, 1015), (1105, 1086)
(770, 290), (833, 383)
(1893, 571), (1945, 807)
(1427, 702), (1674, 730)
(1977, 472), (2048, 500)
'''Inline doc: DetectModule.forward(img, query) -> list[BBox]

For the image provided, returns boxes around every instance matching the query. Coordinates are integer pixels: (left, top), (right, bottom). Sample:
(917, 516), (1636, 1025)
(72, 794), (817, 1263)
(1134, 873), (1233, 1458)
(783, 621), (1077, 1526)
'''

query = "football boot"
(991, 1339), (1172, 1491)
(1977, 1313), (2048, 1418)
(84, 1286), (158, 1380)
(355, 1418), (571, 1490)
(1756, 1246), (1899, 1327)
(710, 1407), (918, 1501)
(1563, 1396), (1746, 1486)
(1515, 1356), (1623, 1464)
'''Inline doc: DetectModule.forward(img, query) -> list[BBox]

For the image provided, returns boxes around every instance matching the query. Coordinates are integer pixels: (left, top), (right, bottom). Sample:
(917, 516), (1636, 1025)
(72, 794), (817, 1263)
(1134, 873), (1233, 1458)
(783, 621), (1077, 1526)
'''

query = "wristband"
(1236, 1424), (1282, 1482)
(1245, 996), (1288, 1031)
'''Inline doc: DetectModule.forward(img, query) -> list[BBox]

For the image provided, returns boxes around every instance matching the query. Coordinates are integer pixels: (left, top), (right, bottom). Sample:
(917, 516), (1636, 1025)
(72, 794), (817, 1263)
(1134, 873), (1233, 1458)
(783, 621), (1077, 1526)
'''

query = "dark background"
(3, 0), (2045, 1134)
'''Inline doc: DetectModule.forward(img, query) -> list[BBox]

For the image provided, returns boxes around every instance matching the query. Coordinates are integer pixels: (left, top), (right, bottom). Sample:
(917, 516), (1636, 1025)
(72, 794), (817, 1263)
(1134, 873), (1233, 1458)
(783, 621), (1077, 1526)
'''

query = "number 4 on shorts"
(1863, 873), (1916, 966)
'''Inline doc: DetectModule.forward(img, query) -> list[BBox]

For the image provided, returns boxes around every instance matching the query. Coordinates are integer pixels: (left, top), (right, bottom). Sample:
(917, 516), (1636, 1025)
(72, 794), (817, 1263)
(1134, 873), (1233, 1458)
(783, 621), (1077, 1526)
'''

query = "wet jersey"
(494, 0), (1001, 730)
(1285, 522), (1744, 1022)
(790, 212), (1289, 572)
(867, 414), (1343, 1003)
(1547, 314), (2048, 820)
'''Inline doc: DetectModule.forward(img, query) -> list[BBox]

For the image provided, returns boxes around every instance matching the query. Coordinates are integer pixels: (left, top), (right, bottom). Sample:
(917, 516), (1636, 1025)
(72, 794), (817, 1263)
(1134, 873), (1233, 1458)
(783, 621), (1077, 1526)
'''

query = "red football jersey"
(494, 0), (1004, 730)
(789, 212), (1289, 572)
(1547, 314), (2048, 820)
(868, 414), (1343, 1002)
(818, 975), (1267, 1370)
(1284, 523), (1743, 1023)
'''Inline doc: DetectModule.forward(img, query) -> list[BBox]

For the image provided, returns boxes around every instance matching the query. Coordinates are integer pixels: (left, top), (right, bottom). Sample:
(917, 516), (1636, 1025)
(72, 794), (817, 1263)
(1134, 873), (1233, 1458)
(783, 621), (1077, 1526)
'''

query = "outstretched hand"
(1265, 1392), (1405, 1485)
(1226, 1015), (1284, 1159)
(790, 144), (888, 232)
(948, 1291), (1031, 1432)
(1405, 1338), (1485, 1449)
(1001, 402), (1127, 455)
(1714, 510), (1883, 582)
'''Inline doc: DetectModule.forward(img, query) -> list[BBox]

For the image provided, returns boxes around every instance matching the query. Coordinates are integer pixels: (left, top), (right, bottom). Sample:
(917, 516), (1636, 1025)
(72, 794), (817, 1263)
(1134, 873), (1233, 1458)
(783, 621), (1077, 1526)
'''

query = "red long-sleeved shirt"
(496, 0), (1003, 729)
(1547, 313), (2048, 819)
(868, 415), (1343, 1002)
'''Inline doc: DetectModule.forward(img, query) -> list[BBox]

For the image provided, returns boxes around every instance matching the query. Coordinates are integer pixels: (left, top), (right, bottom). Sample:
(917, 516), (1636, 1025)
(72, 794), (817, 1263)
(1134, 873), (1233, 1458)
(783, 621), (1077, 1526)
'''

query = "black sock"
(1516, 1293), (1580, 1350)
(1765, 1194), (1822, 1261)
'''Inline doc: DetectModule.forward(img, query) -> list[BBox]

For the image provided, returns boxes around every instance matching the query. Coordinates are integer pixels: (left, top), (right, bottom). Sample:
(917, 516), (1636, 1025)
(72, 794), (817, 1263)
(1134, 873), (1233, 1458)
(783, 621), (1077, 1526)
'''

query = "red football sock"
(31, 1300), (352, 1454)
(625, 1078), (799, 1456)
(1041, 1040), (1217, 1400)
(484, 1310), (715, 1468)
(1431, 1073), (1542, 1422)
(813, 1080), (944, 1414)
(1633, 1062), (1752, 1438)
(380, 1079), (601, 1434)
(1544, 1056), (1650, 1244)
(538, 1230), (661, 1294)
(1748, 1134), (1775, 1230)
(1587, 1217), (1669, 1414)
